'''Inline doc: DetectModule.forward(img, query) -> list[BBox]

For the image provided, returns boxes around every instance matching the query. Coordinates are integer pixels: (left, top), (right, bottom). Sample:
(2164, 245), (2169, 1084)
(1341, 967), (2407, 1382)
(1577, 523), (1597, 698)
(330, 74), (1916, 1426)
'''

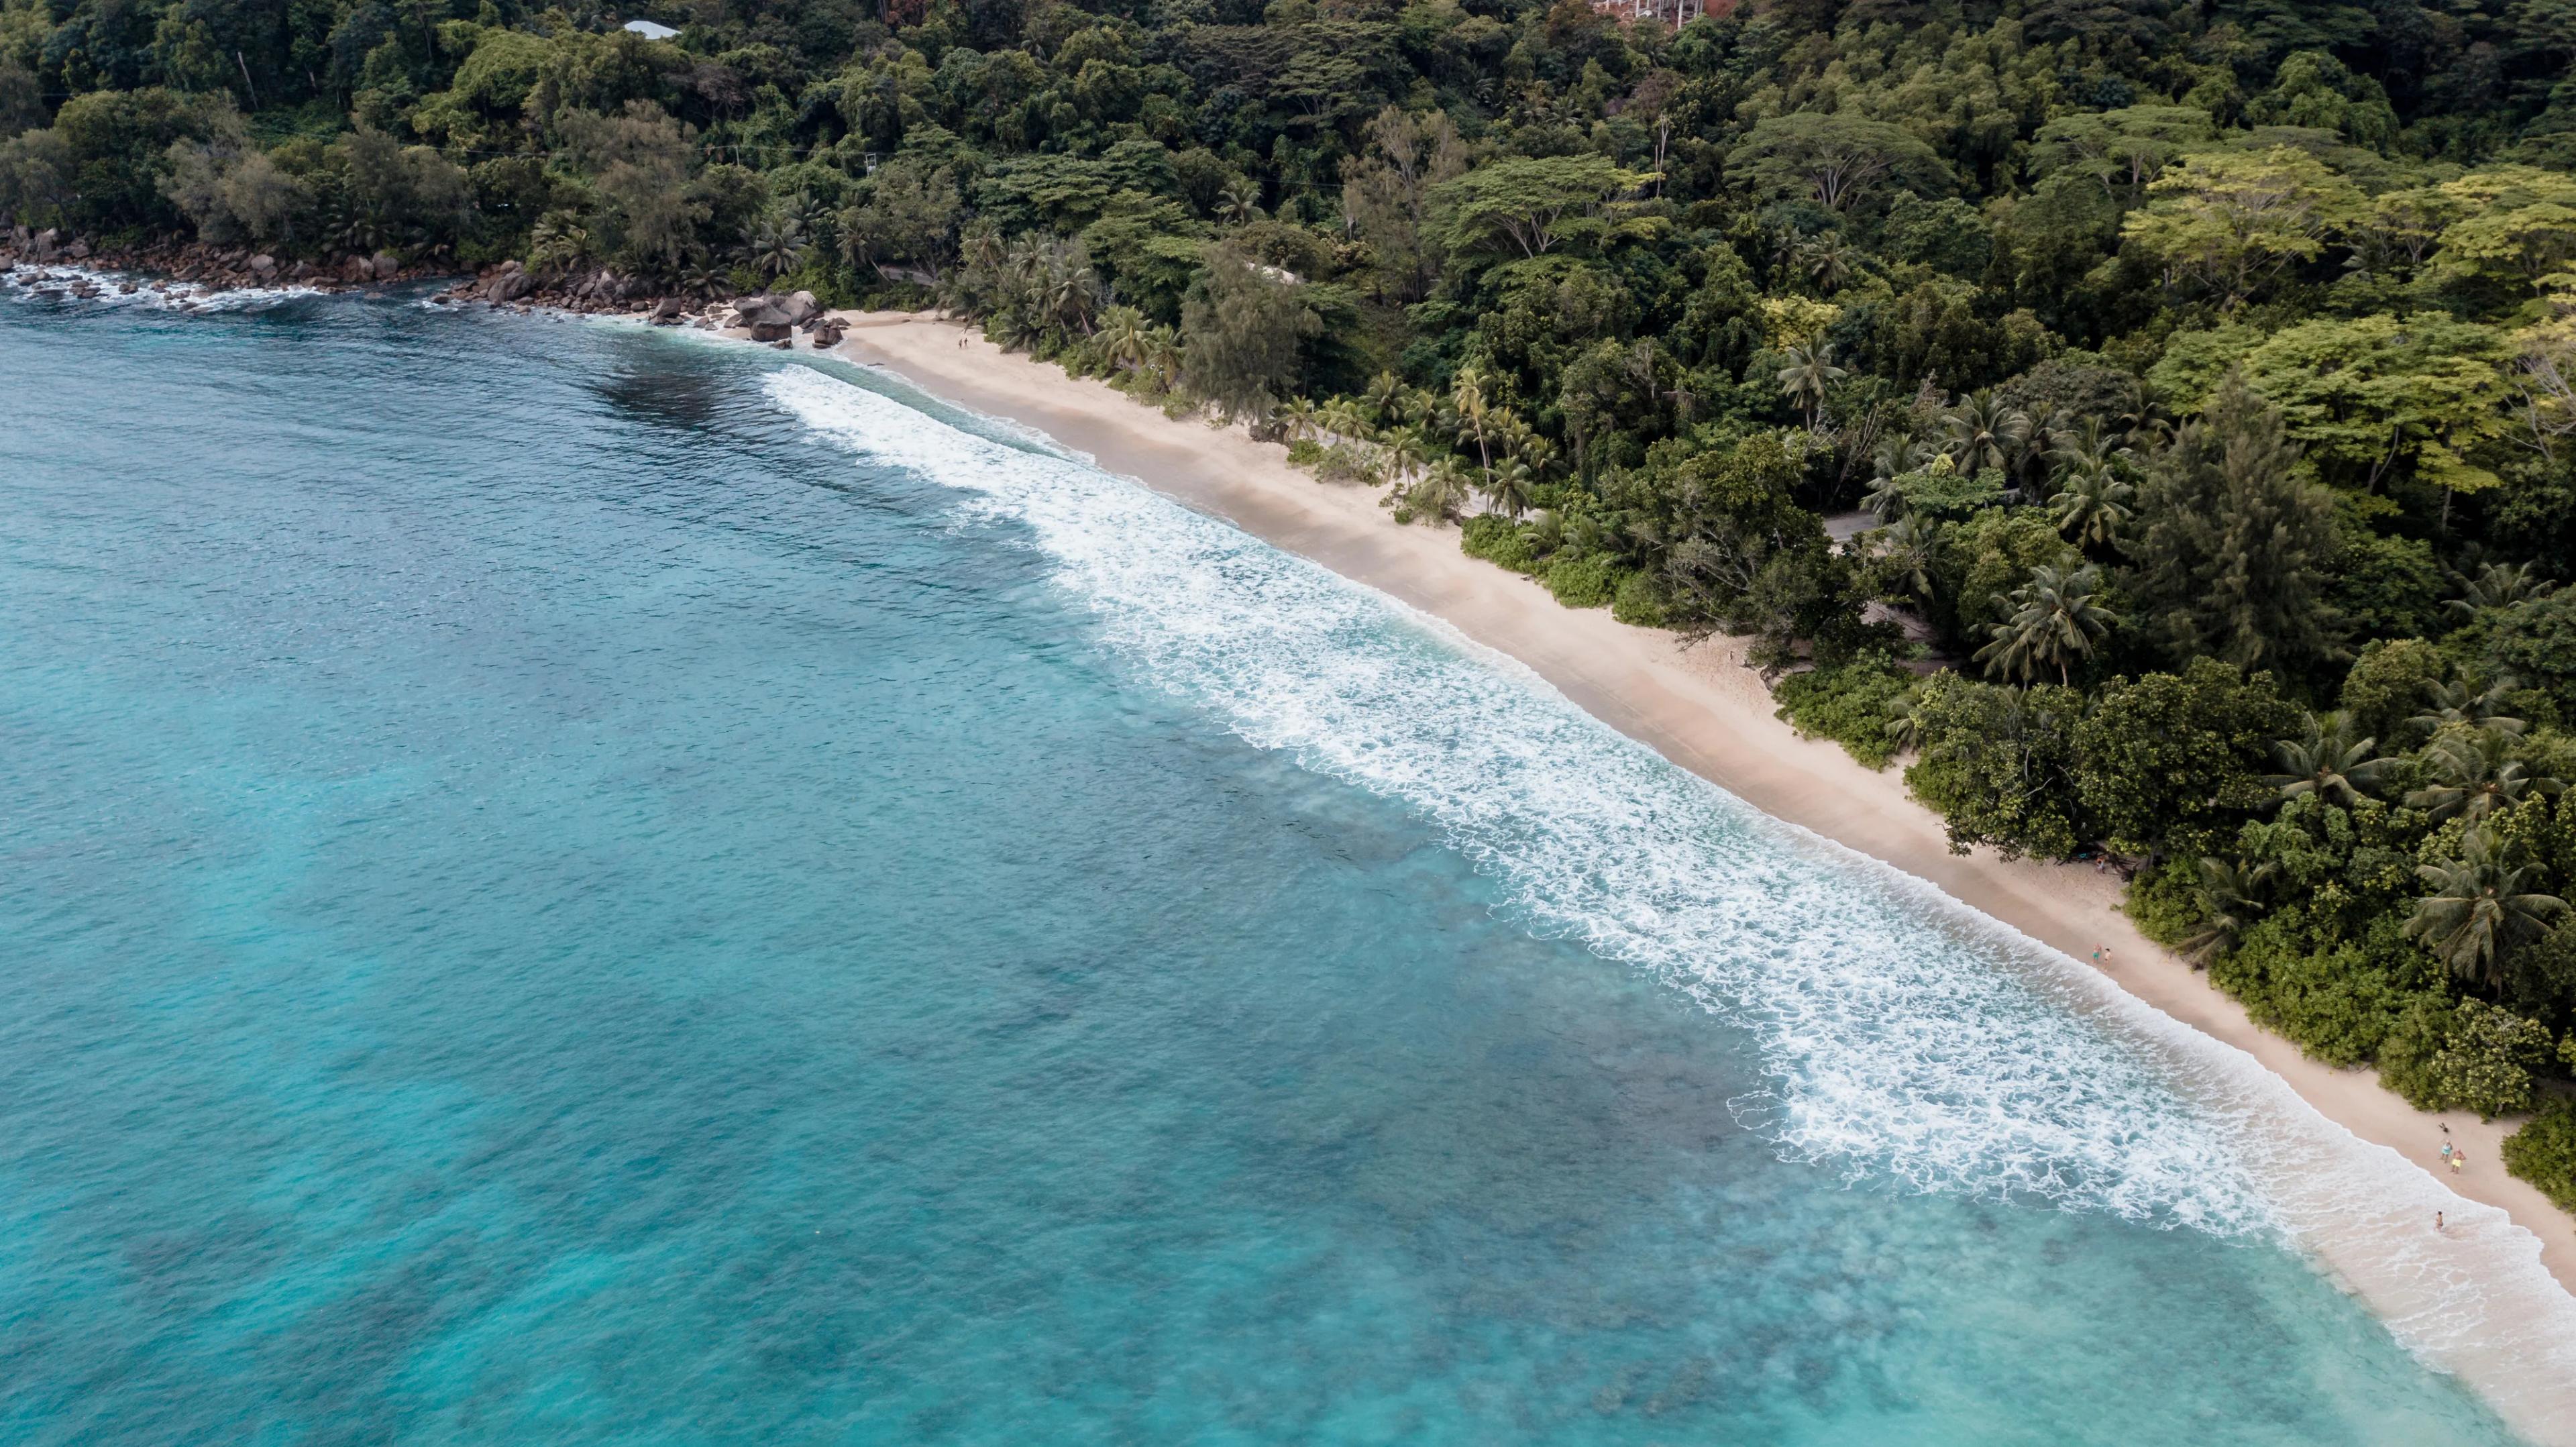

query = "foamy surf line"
(763, 362), (2576, 1440)
(0, 263), (322, 312)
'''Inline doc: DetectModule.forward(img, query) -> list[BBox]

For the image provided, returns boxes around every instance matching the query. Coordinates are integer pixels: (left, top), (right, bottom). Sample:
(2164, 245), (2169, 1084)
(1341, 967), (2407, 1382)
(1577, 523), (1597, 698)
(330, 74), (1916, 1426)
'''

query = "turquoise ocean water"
(0, 287), (2554, 1443)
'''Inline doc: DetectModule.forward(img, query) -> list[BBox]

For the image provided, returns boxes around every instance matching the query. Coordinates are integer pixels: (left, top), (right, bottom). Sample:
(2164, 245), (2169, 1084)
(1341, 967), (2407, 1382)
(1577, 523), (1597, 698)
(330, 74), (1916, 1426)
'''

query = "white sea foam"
(0, 263), (321, 312)
(763, 362), (2576, 1440)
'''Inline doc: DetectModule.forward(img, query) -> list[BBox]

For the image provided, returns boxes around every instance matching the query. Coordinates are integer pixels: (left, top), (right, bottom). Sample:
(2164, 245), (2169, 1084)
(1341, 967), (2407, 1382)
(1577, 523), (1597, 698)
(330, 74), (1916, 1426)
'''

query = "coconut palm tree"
(1775, 342), (1845, 429)
(1484, 458), (1536, 519)
(1876, 513), (1943, 610)
(1940, 390), (2031, 474)
(1277, 395), (1322, 442)
(2050, 464), (2135, 548)
(2413, 675), (2528, 738)
(1881, 686), (1928, 755)
(1380, 425), (1432, 488)
(2050, 416), (2134, 480)
(1450, 368), (1495, 478)
(747, 216), (809, 280)
(1364, 370), (1405, 423)
(1872, 433), (1939, 488)
(2446, 559), (2555, 622)
(2406, 828), (2569, 987)
(1974, 564), (2118, 687)
(681, 258), (735, 301)
(1409, 457), (1474, 524)
(1319, 398), (1373, 447)
(2182, 856), (2277, 963)
(1217, 183), (1263, 226)
(1861, 472), (1909, 523)
(2012, 400), (2065, 494)
(2118, 392), (2174, 451)
(1516, 433), (1558, 480)
(1097, 307), (1152, 374)
(1793, 231), (1856, 293)
(2267, 712), (2395, 806)
(2405, 730), (2563, 824)
(1146, 326), (1185, 386)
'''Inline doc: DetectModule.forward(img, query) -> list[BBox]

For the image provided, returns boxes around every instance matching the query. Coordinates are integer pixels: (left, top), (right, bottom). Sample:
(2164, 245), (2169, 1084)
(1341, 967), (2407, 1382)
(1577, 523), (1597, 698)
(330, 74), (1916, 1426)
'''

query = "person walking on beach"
(2436, 1211), (2445, 1233)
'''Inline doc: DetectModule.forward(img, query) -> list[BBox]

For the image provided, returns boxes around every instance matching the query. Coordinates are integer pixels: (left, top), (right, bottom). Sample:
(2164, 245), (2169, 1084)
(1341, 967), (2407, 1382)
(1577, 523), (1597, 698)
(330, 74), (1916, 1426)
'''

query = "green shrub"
(1772, 653), (1916, 769)
(2124, 858), (2202, 951)
(1460, 515), (1536, 573)
(1285, 438), (1325, 467)
(1611, 569), (1668, 627)
(2379, 997), (2555, 1118)
(2206, 918), (2419, 1068)
(2504, 1097), (2576, 1212)
(1545, 553), (1619, 609)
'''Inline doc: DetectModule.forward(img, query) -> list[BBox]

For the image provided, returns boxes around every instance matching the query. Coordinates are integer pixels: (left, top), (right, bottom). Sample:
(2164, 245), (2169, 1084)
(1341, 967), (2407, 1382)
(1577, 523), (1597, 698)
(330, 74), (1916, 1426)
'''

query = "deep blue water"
(0, 289), (2532, 1444)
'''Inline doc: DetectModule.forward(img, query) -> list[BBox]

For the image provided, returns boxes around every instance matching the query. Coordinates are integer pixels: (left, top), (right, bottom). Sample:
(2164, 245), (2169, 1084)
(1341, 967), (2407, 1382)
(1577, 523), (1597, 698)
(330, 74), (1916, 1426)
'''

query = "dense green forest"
(11, 0), (2576, 1199)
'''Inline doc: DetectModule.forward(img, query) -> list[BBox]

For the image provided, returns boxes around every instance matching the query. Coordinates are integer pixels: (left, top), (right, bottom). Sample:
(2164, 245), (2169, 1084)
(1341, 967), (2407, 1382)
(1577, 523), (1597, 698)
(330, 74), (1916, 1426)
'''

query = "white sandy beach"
(813, 309), (2576, 1437)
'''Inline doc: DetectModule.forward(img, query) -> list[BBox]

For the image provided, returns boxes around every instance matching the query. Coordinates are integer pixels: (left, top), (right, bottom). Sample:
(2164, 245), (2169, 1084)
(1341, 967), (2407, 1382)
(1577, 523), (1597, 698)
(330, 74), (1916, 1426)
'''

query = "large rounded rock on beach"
(777, 290), (820, 326)
(371, 251), (400, 280)
(249, 254), (277, 279)
(486, 269), (538, 303)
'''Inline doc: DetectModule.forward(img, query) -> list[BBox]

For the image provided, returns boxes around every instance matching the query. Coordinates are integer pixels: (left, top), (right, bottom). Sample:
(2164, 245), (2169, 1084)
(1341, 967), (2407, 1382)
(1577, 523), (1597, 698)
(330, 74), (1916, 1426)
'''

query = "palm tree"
(1872, 433), (1939, 484)
(2050, 416), (2134, 480)
(747, 216), (809, 281)
(528, 215), (592, 274)
(1097, 307), (1152, 374)
(2412, 676), (2528, 738)
(1940, 390), (2031, 474)
(2406, 730), (2563, 824)
(2050, 464), (2135, 548)
(1450, 368), (1495, 478)
(1881, 686), (1928, 755)
(1319, 398), (1373, 447)
(2446, 559), (2555, 622)
(1364, 370), (1405, 423)
(2406, 828), (2569, 987)
(1277, 395), (1322, 442)
(1793, 231), (1855, 293)
(1483, 458), (1536, 519)
(1876, 513), (1943, 610)
(1217, 183), (1263, 225)
(2266, 712), (2394, 806)
(2012, 400), (2064, 493)
(681, 258), (735, 302)
(1516, 433), (1558, 480)
(1380, 425), (1432, 488)
(1860, 472), (1908, 522)
(1775, 342), (1845, 428)
(1408, 457), (1476, 524)
(2182, 856), (2276, 963)
(1974, 564), (2118, 687)
(2119, 392), (2175, 451)
(1147, 326), (1185, 387)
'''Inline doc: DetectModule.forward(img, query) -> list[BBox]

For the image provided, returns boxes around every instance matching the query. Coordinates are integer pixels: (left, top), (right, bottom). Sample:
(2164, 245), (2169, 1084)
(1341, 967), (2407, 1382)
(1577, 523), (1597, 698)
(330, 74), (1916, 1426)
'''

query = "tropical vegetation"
(10, 0), (2576, 1203)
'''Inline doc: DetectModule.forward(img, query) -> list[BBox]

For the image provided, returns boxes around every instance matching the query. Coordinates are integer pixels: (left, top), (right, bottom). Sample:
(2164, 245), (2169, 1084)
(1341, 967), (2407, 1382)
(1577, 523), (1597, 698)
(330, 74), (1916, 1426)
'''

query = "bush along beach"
(10, 0), (2576, 1206)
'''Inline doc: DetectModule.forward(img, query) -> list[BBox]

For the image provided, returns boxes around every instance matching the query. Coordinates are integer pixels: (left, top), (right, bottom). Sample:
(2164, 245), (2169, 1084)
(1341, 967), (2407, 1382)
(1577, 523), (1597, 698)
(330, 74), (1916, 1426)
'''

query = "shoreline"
(820, 309), (2576, 1430)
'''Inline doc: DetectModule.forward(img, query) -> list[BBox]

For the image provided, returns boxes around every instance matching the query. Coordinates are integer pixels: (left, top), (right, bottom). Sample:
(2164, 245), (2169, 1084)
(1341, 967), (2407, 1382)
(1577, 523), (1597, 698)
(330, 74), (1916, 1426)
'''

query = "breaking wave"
(764, 359), (2576, 1439)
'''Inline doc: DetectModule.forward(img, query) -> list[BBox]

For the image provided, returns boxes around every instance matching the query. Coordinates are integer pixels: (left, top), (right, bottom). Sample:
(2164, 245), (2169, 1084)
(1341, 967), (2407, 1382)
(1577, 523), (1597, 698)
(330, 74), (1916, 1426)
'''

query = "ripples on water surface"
(0, 290), (2547, 1444)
